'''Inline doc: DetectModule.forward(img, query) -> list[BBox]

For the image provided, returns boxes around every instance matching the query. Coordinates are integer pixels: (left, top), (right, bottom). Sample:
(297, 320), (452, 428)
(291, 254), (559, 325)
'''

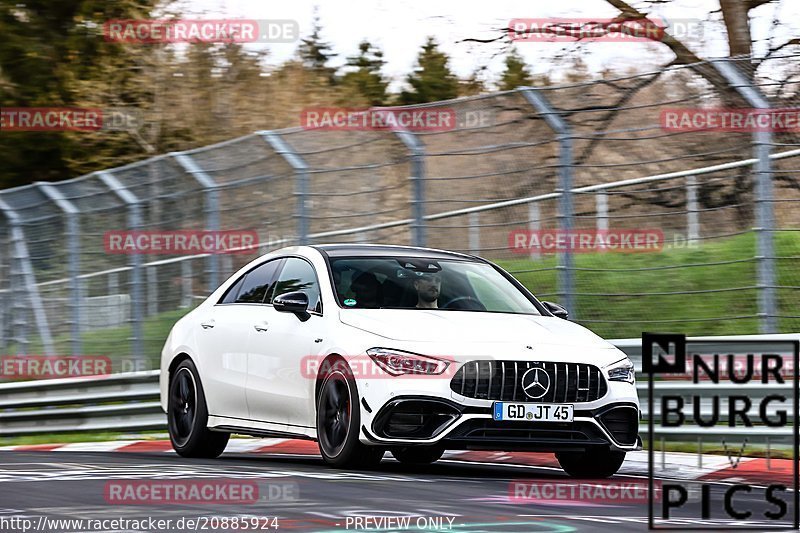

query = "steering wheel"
(441, 296), (486, 311)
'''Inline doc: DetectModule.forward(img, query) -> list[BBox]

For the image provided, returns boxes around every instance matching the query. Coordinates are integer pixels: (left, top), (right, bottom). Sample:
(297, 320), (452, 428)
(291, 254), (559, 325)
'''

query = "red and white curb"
(0, 439), (787, 485)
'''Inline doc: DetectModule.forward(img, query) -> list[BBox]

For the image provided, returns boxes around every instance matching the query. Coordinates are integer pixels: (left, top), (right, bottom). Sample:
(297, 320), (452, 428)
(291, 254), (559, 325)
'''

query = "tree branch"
(602, 0), (739, 101)
(767, 38), (800, 56)
(602, 0), (705, 65)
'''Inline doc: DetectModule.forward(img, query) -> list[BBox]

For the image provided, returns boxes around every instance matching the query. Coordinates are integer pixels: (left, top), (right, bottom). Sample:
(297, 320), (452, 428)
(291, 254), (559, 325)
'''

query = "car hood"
(338, 309), (615, 350)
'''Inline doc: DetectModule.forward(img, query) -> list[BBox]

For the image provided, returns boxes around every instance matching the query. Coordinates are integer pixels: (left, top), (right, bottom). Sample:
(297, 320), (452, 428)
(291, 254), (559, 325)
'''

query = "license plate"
(493, 402), (573, 422)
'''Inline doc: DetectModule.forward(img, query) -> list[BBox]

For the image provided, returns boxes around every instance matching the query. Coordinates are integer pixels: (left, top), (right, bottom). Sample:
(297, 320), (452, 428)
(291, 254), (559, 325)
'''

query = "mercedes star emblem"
(521, 367), (551, 399)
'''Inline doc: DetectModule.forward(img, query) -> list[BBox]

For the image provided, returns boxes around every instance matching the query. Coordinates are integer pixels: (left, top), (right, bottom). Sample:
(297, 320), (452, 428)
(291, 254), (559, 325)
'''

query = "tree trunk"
(720, 0), (753, 58)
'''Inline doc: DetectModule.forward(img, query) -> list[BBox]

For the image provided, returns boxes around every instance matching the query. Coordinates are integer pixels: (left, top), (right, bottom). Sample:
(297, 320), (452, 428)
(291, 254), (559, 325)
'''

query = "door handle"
(200, 320), (215, 329)
(253, 322), (269, 332)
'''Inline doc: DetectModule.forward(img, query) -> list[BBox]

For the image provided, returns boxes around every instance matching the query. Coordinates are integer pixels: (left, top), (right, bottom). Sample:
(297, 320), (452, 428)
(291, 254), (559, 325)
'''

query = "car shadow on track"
(210, 452), (572, 480)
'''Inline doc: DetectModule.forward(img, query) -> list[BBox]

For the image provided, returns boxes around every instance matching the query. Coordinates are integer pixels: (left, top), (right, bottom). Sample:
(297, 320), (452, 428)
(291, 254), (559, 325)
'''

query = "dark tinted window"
(219, 275), (246, 304)
(234, 259), (283, 304)
(328, 257), (540, 314)
(273, 258), (321, 312)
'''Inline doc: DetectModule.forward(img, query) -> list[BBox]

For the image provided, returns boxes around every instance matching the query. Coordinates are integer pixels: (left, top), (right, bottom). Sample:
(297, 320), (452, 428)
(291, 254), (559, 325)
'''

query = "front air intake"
(598, 406), (639, 445)
(371, 399), (460, 439)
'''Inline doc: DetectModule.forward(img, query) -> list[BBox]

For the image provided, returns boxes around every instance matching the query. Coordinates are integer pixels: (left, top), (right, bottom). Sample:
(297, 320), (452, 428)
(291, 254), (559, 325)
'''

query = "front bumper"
(354, 354), (641, 453)
(359, 397), (641, 453)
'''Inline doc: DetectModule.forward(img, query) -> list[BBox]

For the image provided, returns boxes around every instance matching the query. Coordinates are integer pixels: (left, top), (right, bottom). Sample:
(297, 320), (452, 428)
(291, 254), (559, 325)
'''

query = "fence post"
(181, 261), (192, 308)
(712, 60), (777, 333)
(393, 130), (427, 247)
(259, 131), (310, 245)
(37, 183), (83, 356)
(596, 191), (608, 252)
(521, 87), (575, 317)
(686, 175), (699, 245)
(528, 202), (541, 261)
(173, 153), (220, 293)
(0, 198), (55, 356)
(98, 171), (144, 363)
(11, 245), (27, 354)
(79, 278), (87, 330)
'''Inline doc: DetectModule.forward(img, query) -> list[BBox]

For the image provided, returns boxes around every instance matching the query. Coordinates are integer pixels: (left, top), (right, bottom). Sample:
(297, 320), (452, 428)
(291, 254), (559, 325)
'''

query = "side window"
(219, 275), (246, 304)
(234, 259), (283, 304)
(273, 258), (321, 312)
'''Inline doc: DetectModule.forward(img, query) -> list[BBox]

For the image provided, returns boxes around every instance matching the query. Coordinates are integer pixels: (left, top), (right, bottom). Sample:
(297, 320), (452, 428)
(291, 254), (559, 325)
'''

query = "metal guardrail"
(0, 370), (163, 436)
(0, 335), (797, 438)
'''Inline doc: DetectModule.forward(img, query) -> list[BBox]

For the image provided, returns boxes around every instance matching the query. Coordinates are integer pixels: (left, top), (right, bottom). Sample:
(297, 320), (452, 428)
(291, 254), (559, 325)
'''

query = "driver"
(413, 272), (441, 309)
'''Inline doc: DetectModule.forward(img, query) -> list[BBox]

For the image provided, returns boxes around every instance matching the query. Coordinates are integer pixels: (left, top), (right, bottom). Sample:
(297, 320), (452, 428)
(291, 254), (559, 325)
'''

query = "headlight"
(366, 348), (450, 376)
(605, 357), (635, 383)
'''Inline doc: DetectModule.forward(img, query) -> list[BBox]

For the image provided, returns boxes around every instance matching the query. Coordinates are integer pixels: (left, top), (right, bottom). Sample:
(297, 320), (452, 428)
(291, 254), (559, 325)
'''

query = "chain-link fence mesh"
(0, 54), (798, 375)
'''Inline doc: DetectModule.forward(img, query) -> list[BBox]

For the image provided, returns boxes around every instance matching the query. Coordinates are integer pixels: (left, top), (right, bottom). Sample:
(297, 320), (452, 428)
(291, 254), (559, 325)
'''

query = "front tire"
(316, 358), (384, 468)
(556, 448), (626, 478)
(391, 446), (444, 465)
(168, 359), (229, 458)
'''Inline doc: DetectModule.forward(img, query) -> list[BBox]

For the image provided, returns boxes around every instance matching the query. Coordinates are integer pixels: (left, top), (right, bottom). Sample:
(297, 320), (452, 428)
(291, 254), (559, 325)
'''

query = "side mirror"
(542, 301), (569, 320)
(273, 291), (310, 321)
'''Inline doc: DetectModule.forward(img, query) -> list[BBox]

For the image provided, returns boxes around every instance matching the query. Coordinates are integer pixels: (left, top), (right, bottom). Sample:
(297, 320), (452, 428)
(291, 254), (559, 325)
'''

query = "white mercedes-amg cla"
(160, 244), (640, 477)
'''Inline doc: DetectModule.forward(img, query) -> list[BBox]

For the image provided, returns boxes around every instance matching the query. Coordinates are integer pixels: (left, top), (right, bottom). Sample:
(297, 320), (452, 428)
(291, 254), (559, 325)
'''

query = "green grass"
(10, 308), (193, 372)
(498, 231), (800, 338)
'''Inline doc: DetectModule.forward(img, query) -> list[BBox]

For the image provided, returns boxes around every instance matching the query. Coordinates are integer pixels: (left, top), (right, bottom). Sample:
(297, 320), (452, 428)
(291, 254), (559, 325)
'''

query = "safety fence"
(0, 54), (798, 366)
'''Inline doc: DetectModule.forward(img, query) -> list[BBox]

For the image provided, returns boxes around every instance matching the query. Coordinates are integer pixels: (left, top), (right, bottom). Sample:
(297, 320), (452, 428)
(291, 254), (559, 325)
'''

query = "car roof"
(312, 244), (480, 261)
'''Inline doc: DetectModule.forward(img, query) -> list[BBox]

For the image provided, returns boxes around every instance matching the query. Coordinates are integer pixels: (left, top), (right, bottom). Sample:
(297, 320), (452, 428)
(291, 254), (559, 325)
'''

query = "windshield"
(329, 257), (541, 315)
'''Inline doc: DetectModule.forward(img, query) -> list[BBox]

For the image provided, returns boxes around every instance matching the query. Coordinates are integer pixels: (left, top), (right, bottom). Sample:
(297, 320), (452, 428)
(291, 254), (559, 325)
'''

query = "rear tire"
(168, 359), (229, 458)
(391, 446), (445, 465)
(556, 448), (625, 478)
(316, 358), (384, 468)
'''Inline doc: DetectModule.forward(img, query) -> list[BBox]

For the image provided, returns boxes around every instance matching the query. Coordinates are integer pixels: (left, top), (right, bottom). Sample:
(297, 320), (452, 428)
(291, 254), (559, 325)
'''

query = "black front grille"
(450, 360), (607, 403)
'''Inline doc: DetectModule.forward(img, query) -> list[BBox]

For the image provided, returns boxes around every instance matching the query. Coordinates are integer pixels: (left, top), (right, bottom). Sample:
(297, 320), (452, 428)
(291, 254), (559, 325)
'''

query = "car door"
(196, 258), (284, 421)
(246, 257), (323, 428)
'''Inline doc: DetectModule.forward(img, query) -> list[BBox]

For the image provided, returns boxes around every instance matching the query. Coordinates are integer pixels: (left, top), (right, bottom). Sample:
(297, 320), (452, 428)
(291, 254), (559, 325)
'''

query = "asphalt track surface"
(1, 448), (796, 533)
